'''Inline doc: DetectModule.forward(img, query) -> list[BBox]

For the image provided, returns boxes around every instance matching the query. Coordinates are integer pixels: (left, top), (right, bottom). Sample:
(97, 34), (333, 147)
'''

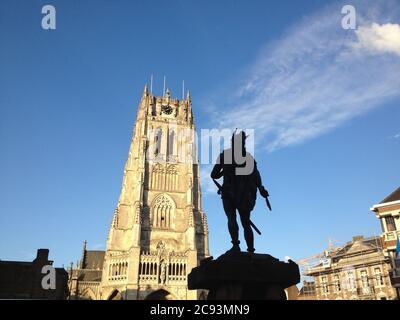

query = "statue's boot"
(226, 243), (241, 254)
(226, 245), (241, 254)
(247, 247), (255, 254)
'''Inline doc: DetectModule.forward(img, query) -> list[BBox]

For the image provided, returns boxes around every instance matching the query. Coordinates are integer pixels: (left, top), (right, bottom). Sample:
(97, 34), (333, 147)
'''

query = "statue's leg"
(222, 197), (240, 247)
(238, 209), (254, 253)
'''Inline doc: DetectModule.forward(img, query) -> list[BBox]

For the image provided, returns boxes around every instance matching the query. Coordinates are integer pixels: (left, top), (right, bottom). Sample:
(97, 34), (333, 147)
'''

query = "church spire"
(143, 83), (149, 96)
(80, 240), (87, 269)
(186, 90), (193, 124)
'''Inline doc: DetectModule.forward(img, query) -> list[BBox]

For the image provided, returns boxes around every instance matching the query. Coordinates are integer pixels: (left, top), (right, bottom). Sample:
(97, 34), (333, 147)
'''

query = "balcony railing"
(108, 275), (127, 282)
(138, 274), (186, 284)
(139, 274), (158, 283)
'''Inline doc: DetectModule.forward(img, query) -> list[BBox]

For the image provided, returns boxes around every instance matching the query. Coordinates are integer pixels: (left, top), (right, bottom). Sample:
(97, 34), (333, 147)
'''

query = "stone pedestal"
(188, 252), (300, 300)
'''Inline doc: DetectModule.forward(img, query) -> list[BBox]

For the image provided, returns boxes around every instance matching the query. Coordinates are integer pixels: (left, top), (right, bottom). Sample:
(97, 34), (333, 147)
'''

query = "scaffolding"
(296, 236), (394, 300)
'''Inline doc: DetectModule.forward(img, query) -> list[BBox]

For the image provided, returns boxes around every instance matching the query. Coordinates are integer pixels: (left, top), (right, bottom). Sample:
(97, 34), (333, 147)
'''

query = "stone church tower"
(99, 85), (209, 300)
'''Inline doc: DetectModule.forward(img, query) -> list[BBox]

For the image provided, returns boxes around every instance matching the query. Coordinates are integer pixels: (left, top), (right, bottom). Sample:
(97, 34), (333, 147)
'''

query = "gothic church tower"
(100, 85), (209, 300)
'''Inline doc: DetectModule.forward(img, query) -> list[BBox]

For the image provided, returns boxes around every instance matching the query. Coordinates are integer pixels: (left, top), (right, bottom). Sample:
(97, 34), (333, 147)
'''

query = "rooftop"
(379, 186), (400, 204)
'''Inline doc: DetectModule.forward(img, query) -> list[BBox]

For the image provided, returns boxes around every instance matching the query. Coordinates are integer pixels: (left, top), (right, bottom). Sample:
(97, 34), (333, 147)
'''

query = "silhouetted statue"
(211, 130), (271, 253)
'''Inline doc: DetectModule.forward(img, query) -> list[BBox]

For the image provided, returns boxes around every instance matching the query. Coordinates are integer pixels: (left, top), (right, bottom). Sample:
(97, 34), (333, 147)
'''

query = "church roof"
(379, 187), (400, 204)
(78, 269), (103, 282)
(82, 250), (104, 270)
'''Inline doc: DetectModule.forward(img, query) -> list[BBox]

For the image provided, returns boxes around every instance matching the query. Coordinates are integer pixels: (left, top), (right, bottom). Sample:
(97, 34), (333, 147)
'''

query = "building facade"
(69, 85), (209, 300)
(371, 187), (400, 298)
(300, 236), (397, 300)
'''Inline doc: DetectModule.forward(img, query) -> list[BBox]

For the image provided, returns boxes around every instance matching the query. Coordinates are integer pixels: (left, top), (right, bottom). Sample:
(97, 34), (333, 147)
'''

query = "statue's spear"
(212, 178), (262, 235)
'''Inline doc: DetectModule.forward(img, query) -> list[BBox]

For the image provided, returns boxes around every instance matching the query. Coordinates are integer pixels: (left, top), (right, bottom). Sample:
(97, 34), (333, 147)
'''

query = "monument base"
(188, 252), (300, 300)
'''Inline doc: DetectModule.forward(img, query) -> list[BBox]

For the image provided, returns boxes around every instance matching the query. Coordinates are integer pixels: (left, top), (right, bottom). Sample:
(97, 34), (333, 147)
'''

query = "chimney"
(352, 235), (364, 242)
(34, 249), (49, 264)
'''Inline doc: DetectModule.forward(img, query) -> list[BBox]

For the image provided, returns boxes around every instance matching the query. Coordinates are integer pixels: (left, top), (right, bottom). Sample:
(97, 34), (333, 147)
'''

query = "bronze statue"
(211, 130), (271, 253)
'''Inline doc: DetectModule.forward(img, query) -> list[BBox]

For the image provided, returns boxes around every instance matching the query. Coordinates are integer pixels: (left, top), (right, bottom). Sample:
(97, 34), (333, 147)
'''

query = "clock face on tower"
(161, 105), (173, 115)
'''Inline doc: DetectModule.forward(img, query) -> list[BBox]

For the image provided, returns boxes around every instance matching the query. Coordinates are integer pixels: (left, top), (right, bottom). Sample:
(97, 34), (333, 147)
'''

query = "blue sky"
(0, 0), (399, 268)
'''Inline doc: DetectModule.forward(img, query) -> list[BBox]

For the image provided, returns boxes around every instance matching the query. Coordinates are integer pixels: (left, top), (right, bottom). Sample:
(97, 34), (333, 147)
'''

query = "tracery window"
(152, 194), (174, 229)
(154, 128), (162, 156)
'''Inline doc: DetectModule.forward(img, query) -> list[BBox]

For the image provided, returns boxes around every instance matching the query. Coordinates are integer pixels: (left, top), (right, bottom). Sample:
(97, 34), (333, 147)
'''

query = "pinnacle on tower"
(143, 83), (149, 96)
(80, 240), (87, 269)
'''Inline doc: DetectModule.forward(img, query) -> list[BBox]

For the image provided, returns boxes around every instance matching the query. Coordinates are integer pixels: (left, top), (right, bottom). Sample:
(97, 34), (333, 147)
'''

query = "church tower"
(100, 84), (209, 300)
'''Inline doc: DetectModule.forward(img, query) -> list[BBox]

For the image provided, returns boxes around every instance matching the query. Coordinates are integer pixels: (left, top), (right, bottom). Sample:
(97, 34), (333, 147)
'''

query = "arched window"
(154, 128), (162, 155)
(152, 194), (175, 229)
(166, 164), (177, 191)
(168, 130), (175, 158)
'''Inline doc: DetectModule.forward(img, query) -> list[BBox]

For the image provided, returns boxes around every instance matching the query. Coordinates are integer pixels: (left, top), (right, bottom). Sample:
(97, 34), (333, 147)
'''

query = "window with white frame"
(374, 267), (384, 286)
(360, 270), (369, 288)
(347, 271), (356, 290)
(321, 276), (329, 293)
(334, 274), (341, 292)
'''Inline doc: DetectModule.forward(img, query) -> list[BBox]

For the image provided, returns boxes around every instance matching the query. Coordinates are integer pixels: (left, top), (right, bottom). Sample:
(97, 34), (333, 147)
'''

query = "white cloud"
(210, 2), (400, 152)
(354, 23), (400, 56)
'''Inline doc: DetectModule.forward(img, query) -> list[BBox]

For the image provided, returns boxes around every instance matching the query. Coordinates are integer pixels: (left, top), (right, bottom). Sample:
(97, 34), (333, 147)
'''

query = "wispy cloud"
(210, 1), (400, 152)
(390, 132), (400, 139)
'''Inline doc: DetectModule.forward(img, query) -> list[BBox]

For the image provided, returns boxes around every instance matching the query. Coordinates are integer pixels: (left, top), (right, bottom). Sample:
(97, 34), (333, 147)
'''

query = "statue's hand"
(259, 186), (269, 198)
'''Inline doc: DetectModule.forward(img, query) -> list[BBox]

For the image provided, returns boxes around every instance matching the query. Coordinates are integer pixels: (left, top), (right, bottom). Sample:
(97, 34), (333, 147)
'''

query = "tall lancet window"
(154, 128), (162, 156)
(152, 194), (174, 229)
(168, 130), (175, 159)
